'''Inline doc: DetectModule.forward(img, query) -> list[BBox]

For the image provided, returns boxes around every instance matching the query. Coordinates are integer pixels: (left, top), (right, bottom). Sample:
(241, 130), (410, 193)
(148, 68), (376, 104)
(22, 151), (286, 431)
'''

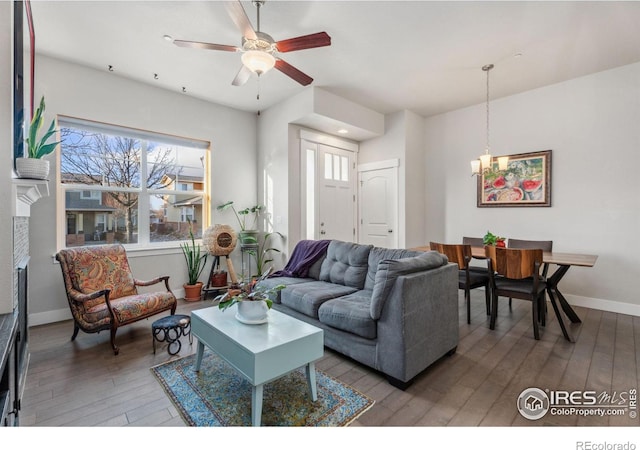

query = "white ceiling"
(30, 0), (640, 121)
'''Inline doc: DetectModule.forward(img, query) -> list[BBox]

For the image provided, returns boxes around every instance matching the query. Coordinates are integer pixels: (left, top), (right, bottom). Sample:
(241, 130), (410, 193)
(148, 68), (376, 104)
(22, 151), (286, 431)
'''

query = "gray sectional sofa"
(257, 239), (459, 389)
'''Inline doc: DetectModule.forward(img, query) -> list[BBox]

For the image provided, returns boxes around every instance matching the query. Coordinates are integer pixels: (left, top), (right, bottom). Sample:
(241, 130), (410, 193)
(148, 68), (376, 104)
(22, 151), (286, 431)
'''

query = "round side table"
(152, 314), (192, 355)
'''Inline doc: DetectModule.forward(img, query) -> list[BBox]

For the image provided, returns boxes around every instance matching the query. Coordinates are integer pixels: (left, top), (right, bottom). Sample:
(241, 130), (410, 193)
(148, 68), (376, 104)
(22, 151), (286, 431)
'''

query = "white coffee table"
(191, 304), (324, 426)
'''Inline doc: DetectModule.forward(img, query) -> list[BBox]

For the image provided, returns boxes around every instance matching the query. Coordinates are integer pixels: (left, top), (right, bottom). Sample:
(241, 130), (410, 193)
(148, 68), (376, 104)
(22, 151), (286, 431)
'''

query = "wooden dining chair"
(507, 238), (553, 308)
(430, 242), (491, 324)
(485, 246), (547, 340)
(508, 238), (553, 275)
(462, 236), (484, 247)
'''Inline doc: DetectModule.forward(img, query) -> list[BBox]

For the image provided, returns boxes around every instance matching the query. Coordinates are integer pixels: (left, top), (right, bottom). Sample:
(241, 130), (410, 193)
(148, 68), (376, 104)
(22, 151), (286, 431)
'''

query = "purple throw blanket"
(270, 239), (331, 278)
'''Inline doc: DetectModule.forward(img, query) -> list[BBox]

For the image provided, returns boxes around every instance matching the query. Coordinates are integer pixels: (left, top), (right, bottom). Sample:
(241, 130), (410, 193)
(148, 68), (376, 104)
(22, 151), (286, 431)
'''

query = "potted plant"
(16, 96), (60, 180)
(215, 270), (285, 324)
(216, 201), (264, 243)
(180, 220), (208, 301)
(483, 230), (506, 247)
(244, 231), (284, 277)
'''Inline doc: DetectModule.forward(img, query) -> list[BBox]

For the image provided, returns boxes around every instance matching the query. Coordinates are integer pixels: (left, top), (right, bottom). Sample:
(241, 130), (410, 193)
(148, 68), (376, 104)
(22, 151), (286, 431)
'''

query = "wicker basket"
(15, 158), (50, 180)
(203, 224), (237, 256)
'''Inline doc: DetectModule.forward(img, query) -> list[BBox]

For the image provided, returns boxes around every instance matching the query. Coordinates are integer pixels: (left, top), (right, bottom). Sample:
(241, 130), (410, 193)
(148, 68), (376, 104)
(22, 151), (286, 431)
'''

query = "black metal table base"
(152, 314), (192, 355)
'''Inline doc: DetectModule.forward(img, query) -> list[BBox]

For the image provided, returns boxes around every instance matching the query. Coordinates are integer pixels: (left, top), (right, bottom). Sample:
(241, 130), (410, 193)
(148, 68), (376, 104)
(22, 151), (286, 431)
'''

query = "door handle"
(320, 230), (326, 235)
(388, 230), (393, 233)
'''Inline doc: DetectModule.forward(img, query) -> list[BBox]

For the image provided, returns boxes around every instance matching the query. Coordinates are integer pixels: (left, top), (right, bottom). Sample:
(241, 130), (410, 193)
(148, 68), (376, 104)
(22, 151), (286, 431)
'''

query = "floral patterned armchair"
(56, 244), (177, 355)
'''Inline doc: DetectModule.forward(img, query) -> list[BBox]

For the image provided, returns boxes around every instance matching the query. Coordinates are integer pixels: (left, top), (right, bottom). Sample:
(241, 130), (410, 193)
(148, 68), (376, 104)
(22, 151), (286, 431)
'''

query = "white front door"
(318, 144), (356, 242)
(358, 164), (398, 248)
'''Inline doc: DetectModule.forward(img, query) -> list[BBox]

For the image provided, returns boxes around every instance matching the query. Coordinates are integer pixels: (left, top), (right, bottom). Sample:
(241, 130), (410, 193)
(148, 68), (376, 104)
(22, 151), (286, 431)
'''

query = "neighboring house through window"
(58, 116), (209, 248)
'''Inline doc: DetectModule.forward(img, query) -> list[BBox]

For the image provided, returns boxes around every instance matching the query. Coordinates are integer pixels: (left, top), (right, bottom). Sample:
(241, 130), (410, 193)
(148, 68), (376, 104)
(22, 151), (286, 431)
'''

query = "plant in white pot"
(215, 270), (285, 324)
(16, 96), (59, 180)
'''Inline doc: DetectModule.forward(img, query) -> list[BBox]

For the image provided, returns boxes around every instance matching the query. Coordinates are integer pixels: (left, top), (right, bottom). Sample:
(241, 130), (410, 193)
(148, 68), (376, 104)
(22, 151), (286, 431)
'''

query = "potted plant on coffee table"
(215, 270), (285, 324)
(16, 96), (60, 180)
(181, 220), (208, 301)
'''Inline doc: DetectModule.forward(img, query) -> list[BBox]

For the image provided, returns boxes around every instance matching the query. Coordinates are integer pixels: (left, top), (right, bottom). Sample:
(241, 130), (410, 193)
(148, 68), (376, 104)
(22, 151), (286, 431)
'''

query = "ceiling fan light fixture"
(241, 50), (276, 74)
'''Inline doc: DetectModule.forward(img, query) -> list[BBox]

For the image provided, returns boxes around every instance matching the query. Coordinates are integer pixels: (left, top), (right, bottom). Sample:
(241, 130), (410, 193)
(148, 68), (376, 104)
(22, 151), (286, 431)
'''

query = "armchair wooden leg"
(71, 323), (80, 341)
(110, 327), (120, 355)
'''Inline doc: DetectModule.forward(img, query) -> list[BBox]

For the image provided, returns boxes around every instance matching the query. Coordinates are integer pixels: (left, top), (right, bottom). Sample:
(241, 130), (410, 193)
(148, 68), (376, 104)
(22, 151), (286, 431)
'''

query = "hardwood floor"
(19, 290), (640, 430)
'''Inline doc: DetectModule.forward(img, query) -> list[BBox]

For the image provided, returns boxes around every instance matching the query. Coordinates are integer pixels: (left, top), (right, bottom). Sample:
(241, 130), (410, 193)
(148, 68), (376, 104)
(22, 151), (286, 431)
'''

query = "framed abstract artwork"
(477, 150), (552, 207)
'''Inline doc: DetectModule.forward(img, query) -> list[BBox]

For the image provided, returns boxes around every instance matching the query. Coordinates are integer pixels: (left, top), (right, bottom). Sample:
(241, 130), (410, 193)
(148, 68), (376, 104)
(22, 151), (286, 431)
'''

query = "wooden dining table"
(415, 245), (598, 342)
(469, 246), (598, 342)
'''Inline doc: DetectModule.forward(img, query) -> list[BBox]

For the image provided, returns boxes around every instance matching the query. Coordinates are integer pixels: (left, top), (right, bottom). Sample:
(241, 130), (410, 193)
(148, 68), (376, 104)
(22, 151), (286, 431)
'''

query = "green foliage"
(216, 201), (263, 231)
(483, 230), (505, 246)
(215, 271), (285, 312)
(180, 220), (208, 285)
(26, 96), (60, 159)
(244, 231), (284, 277)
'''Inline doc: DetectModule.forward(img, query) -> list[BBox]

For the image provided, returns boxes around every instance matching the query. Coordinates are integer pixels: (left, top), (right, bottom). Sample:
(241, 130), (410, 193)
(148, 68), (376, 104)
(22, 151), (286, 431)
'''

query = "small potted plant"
(16, 96), (60, 180)
(215, 270), (285, 324)
(180, 220), (208, 301)
(216, 201), (264, 243)
(483, 230), (506, 247)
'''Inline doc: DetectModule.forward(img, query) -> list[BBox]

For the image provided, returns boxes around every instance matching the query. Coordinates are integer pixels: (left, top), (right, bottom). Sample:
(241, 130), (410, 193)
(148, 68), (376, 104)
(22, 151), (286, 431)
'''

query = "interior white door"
(358, 166), (398, 248)
(318, 145), (356, 242)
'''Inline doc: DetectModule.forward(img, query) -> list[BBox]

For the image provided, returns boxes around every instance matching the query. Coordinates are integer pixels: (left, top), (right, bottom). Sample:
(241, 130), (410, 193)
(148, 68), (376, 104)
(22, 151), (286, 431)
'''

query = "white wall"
(29, 55), (257, 325)
(257, 88), (313, 257)
(424, 62), (640, 315)
(359, 110), (427, 248)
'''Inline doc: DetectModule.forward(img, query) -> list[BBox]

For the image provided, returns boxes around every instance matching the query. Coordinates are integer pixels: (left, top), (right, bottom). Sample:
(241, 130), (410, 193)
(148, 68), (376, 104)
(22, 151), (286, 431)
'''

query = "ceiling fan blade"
(276, 32), (331, 53)
(275, 59), (313, 86)
(232, 65), (252, 86)
(173, 39), (239, 52)
(225, 0), (257, 40)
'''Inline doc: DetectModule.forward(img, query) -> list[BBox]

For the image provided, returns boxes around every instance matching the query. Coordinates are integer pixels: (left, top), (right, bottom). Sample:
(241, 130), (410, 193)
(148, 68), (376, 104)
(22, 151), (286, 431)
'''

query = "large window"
(59, 117), (209, 248)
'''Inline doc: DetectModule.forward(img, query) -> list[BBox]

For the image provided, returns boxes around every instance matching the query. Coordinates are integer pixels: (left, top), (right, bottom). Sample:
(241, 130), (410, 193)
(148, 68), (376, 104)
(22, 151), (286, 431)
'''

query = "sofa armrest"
(375, 262), (459, 383)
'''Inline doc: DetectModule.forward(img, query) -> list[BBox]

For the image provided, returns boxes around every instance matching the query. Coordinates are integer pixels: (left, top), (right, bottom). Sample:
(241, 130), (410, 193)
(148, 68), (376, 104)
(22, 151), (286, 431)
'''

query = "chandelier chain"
(485, 64), (491, 155)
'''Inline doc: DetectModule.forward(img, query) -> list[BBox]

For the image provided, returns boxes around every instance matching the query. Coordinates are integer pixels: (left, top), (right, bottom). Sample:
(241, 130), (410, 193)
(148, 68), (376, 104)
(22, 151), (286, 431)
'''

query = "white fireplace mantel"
(12, 178), (50, 217)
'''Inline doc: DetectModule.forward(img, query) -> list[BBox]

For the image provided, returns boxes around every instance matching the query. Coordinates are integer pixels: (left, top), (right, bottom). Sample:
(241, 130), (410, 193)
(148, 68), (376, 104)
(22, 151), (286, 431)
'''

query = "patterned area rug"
(151, 351), (375, 426)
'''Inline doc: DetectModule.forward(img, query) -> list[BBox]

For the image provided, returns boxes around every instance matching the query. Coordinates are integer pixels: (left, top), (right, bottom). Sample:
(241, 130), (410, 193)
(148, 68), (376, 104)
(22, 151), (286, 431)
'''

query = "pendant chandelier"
(471, 63), (508, 175)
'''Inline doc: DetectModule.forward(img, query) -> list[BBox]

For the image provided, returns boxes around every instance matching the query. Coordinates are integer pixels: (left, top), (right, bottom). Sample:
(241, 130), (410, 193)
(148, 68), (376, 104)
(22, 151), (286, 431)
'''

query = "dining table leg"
(547, 264), (582, 323)
(546, 286), (574, 343)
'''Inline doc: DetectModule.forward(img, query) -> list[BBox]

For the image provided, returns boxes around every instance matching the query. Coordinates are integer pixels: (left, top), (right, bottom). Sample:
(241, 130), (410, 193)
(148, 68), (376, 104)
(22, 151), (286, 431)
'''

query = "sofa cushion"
(318, 291), (377, 340)
(370, 251), (449, 319)
(319, 241), (373, 289)
(280, 281), (358, 318)
(256, 276), (314, 303)
(364, 247), (424, 291)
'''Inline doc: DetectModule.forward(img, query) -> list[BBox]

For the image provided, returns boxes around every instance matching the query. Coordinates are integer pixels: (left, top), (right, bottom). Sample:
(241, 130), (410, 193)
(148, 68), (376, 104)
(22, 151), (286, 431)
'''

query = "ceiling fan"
(173, 0), (331, 87)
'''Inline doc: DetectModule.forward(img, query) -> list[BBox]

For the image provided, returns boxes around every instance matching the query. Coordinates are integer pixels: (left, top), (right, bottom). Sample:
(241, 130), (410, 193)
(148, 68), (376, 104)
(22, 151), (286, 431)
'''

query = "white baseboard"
(29, 308), (72, 327)
(564, 294), (640, 317)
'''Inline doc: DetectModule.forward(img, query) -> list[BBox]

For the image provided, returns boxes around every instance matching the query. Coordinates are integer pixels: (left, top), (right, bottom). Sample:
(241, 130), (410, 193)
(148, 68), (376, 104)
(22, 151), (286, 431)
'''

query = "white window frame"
(56, 116), (210, 252)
